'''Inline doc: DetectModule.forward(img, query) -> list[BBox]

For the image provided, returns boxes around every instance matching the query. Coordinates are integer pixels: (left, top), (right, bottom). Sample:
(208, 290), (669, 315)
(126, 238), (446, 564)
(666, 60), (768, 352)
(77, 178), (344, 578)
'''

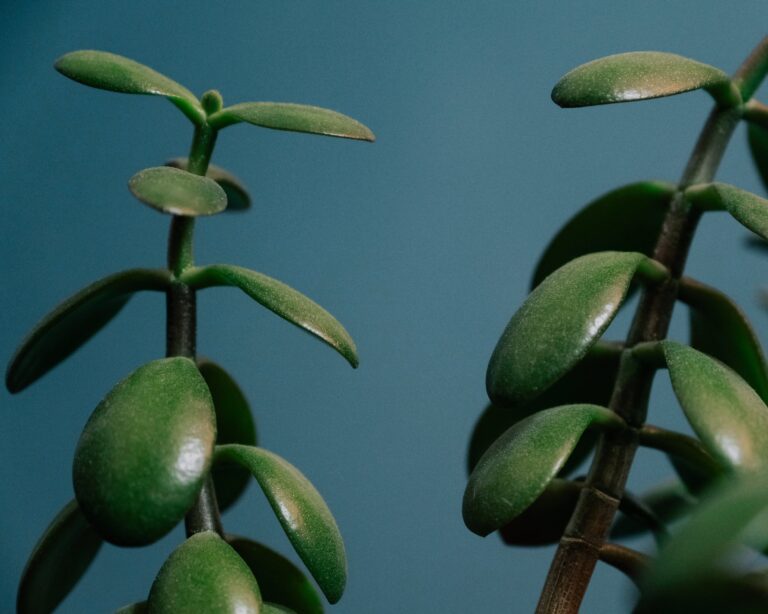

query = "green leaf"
(686, 182), (768, 241)
(207, 102), (375, 141)
(216, 444), (346, 604)
(148, 531), (262, 613)
(54, 50), (205, 125)
(17, 500), (103, 614)
(532, 181), (674, 288)
(662, 341), (768, 472)
(748, 123), (768, 193)
(128, 167), (227, 216)
(6, 268), (170, 393)
(463, 404), (624, 536)
(551, 51), (738, 108)
(228, 536), (324, 614)
(487, 251), (666, 407)
(166, 158), (251, 211)
(679, 277), (768, 403)
(73, 357), (216, 546)
(198, 360), (257, 512)
(611, 480), (696, 539)
(182, 265), (358, 368)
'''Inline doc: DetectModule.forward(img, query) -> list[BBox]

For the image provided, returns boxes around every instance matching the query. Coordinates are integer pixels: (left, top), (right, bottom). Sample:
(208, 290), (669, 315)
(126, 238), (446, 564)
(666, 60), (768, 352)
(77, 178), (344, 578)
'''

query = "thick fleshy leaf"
(6, 268), (170, 393)
(662, 341), (768, 472)
(463, 404), (624, 536)
(611, 480), (696, 539)
(148, 531), (262, 613)
(166, 158), (251, 211)
(182, 265), (357, 368)
(73, 358), (216, 546)
(198, 360), (257, 512)
(228, 536), (324, 614)
(487, 251), (666, 407)
(532, 181), (674, 288)
(552, 51), (737, 108)
(17, 500), (102, 614)
(54, 50), (204, 124)
(128, 167), (227, 216)
(748, 123), (768, 193)
(207, 102), (375, 141)
(679, 277), (768, 402)
(686, 182), (768, 241)
(216, 445), (346, 603)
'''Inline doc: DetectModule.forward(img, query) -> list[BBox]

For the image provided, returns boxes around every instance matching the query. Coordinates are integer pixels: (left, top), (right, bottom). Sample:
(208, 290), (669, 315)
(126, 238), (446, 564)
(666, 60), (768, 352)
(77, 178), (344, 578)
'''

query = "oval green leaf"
(216, 444), (346, 603)
(148, 531), (262, 613)
(54, 50), (204, 125)
(532, 181), (674, 288)
(6, 268), (171, 394)
(182, 265), (357, 368)
(748, 122), (768, 193)
(198, 360), (257, 512)
(17, 499), (103, 614)
(463, 404), (624, 536)
(228, 536), (324, 614)
(686, 182), (768, 241)
(73, 357), (216, 546)
(487, 251), (665, 407)
(552, 51), (737, 108)
(129, 167), (227, 216)
(207, 102), (375, 141)
(166, 158), (251, 211)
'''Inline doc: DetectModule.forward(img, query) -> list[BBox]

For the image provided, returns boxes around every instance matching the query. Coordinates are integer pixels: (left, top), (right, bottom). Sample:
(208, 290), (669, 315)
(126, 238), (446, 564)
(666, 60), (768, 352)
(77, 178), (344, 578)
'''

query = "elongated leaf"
(166, 158), (251, 211)
(686, 182), (768, 241)
(182, 265), (357, 368)
(679, 277), (768, 402)
(532, 181), (674, 288)
(612, 480), (696, 539)
(74, 358), (215, 546)
(228, 536), (324, 614)
(552, 51), (737, 108)
(17, 500), (102, 614)
(129, 167), (226, 216)
(198, 360), (257, 512)
(662, 341), (768, 472)
(54, 50), (204, 125)
(216, 445), (346, 603)
(148, 531), (262, 613)
(207, 102), (375, 141)
(6, 268), (170, 393)
(748, 123), (768, 193)
(463, 404), (624, 536)
(487, 251), (666, 407)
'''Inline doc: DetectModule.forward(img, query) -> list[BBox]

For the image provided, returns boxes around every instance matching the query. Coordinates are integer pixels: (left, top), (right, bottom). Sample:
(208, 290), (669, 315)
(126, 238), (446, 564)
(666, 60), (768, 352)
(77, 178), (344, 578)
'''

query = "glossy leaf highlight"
(686, 182), (768, 241)
(129, 167), (227, 216)
(166, 157), (251, 211)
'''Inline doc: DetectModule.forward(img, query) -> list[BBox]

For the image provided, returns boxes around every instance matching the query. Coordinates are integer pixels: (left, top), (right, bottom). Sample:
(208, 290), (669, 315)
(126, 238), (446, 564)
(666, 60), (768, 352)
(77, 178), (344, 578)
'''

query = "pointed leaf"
(228, 536), (324, 614)
(612, 480), (696, 539)
(532, 181), (674, 288)
(54, 50), (204, 125)
(129, 167), (227, 216)
(686, 182), (768, 241)
(552, 51), (737, 108)
(148, 531), (262, 613)
(463, 404), (624, 536)
(198, 360), (257, 512)
(487, 251), (665, 407)
(17, 500), (103, 614)
(748, 123), (768, 193)
(216, 445), (346, 603)
(208, 102), (375, 141)
(73, 357), (216, 546)
(166, 158), (251, 211)
(6, 268), (170, 393)
(182, 265), (357, 368)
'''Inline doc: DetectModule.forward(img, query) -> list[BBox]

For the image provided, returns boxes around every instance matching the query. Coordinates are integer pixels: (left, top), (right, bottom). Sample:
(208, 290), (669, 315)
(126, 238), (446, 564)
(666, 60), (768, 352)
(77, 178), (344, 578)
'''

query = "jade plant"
(463, 38), (768, 611)
(7, 50), (373, 613)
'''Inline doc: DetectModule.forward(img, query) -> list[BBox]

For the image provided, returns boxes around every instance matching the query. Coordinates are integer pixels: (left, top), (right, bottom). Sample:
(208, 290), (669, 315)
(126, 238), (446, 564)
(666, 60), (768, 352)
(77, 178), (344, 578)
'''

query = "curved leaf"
(552, 51), (738, 108)
(54, 50), (204, 125)
(17, 500), (103, 614)
(532, 181), (674, 288)
(463, 404), (624, 536)
(612, 480), (696, 539)
(166, 158), (251, 211)
(73, 357), (216, 546)
(207, 102), (375, 141)
(686, 182), (768, 241)
(748, 122), (768, 193)
(228, 536), (324, 614)
(129, 167), (227, 216)
(182, 265), (357, 368)
(6, 268), (170, 393)
(216, 445), (346, 603)
(487, 251), (666, 407)
(148, 531), (262, 613)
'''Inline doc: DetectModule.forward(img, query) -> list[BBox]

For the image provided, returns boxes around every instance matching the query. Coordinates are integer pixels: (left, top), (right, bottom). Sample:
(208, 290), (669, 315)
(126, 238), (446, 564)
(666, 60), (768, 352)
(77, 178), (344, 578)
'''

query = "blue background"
(2, 2), (768, 612)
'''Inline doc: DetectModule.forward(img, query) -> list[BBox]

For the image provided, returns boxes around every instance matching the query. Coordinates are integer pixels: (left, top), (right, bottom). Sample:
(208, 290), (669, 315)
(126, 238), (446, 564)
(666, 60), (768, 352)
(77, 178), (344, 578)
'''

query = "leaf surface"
(166, 158), (251, 211)
(686, 182), (768, 241)
(129, 167), (227, 216)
